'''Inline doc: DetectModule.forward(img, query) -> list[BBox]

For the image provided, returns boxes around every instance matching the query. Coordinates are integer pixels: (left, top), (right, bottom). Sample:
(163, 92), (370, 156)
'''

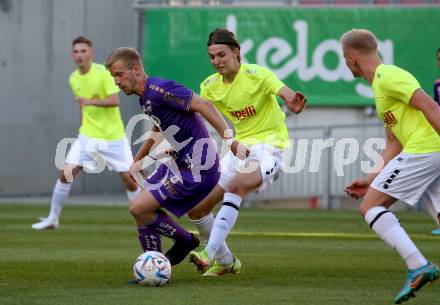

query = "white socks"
(365, 206), (427, 270)
(189, 213), (234, 265)
(189, 213), (215, 242)
(126, 187), (141, 201)
(206, 192), (242, 262)
(48, 179), (72, 221)
(47, 183), (139, 222)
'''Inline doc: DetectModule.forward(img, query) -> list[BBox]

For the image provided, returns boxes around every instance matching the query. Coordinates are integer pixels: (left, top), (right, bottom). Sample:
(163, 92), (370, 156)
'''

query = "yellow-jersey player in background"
(188, 28), (307, 276)
(341, 29), (440, 304)
(32, 36), (139, 231)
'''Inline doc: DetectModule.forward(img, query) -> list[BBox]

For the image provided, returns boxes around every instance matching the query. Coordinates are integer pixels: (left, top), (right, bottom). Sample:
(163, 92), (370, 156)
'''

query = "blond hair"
(105, 47), (143, 70)
(340, 29), (378, 53)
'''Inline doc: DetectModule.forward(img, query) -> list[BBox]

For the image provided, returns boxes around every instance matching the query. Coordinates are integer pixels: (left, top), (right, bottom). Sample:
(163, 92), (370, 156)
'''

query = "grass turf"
(0, 204), (439, 305)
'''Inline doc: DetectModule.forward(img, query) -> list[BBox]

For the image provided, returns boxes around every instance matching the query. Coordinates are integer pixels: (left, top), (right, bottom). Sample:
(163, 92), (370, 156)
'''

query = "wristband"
(223, 128), (234, 139)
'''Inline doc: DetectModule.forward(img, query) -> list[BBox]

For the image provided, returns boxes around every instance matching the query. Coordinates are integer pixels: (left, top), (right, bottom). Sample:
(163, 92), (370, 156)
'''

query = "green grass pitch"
(0, 204), (438, 305)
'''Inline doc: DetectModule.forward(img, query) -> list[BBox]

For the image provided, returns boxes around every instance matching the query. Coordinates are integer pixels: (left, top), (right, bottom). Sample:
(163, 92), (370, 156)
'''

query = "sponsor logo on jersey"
(245, 68), (257, 75)
(141, 101), (152, 114)
(384, 111), (398, 128)
(163, 179), (178, 196)
(229, 106), (257, 121)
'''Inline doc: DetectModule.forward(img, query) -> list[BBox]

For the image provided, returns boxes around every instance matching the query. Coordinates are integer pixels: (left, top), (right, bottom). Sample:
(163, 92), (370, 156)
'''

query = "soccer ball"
(133, 251), (172, 287)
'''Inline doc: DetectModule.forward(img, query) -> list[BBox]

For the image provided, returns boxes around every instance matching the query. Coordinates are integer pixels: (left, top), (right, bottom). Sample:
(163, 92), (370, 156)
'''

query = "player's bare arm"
(189, 94), (249, 159)
(77, 93), (120, 107)
(345, 128), (402, 199)
(409, 88), (440, 135)
(278, 86), (307, 114)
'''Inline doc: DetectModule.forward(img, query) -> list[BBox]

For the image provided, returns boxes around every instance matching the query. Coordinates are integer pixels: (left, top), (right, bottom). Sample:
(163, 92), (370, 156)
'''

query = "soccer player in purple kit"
(104, 47), (247, 267)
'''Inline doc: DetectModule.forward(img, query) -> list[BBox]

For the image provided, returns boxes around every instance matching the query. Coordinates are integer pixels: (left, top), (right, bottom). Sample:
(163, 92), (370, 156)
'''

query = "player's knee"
(59, 175), (67, 183)
(225, 183), (241, 194)
(60, 165), (80, 183)
(188, 208), (207, 220)
(129, 200), (142, 218)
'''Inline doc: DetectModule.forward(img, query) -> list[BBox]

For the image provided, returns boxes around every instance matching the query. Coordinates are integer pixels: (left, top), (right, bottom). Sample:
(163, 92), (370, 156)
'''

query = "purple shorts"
(143, 162), (220, 218)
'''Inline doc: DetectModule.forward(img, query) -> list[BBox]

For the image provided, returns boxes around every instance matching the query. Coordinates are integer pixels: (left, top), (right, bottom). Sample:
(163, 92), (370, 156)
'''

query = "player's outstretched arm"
(345, 179), (370, 199)
(409, 88), (440, 135)
(189, 94), (230, 137)
(189, 94), (249, 159)
(345, 128), (402, 199)
(278, 86), (307, 114)
(77, 93), (120, 107)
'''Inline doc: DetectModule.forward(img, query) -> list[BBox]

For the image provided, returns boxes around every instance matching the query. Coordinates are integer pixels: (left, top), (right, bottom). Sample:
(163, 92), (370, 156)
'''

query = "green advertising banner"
(143, 7), (439, 106)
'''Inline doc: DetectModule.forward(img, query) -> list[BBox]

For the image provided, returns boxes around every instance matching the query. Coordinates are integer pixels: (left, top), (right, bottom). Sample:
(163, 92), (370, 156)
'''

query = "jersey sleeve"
(163, 83), (194, 112)
(68, 76), (76, 97)
(68, 73), (80, 99)
(200, 81), (210, 100)
(199, 76), (218, 101)
(200, 79), (231, 120)
(259, 66), (285, 96)
(380, 69), (420, 104)
(102, 69), (120, 96)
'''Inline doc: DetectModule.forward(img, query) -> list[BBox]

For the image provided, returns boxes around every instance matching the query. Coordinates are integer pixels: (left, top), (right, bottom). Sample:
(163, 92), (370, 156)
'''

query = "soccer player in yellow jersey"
(32, 37), (139, 230)
(188, 28), (307, 276)
(341, 29), (440, 304)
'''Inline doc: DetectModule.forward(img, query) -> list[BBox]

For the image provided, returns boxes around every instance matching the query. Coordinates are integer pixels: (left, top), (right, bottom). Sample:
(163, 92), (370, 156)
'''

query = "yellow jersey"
(372, 64), (440, 153)
(200, 63), (288, 148)
(69, 63), (124, 140)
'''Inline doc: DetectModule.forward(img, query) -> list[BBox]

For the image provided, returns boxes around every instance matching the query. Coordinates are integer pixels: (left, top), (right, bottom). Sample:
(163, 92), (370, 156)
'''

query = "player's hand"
(155, 149), (174, 160)
(344, 179), (369, 199)
(76, 98), (96, 106)
(287, 91), (307, 114)
(77, 98), (89, 106)
(231, 140), (250, 160)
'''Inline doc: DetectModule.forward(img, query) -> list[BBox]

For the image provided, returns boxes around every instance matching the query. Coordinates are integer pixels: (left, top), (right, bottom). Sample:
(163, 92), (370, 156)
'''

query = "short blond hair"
(105, 47), (143, 70)
(340, 29), (378, 53)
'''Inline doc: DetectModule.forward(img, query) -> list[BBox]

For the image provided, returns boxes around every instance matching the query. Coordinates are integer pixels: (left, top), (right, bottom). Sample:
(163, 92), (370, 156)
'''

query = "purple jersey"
(434, 79), (440, 105)
(139, 77), (218, 172)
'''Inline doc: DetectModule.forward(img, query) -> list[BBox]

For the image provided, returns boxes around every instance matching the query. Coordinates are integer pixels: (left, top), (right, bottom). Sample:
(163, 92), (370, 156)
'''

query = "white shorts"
(65, 134), (134, 173)
(218, 143), (283, 192)
(371, 152), (440, 210)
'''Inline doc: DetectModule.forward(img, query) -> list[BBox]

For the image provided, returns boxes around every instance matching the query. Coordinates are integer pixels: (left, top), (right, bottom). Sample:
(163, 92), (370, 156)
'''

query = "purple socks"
(137, 209), (192, 252)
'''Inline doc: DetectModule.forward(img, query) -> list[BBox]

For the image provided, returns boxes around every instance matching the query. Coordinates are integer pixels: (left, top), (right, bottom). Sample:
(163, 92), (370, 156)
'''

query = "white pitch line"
(192, 231), (439, 240)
